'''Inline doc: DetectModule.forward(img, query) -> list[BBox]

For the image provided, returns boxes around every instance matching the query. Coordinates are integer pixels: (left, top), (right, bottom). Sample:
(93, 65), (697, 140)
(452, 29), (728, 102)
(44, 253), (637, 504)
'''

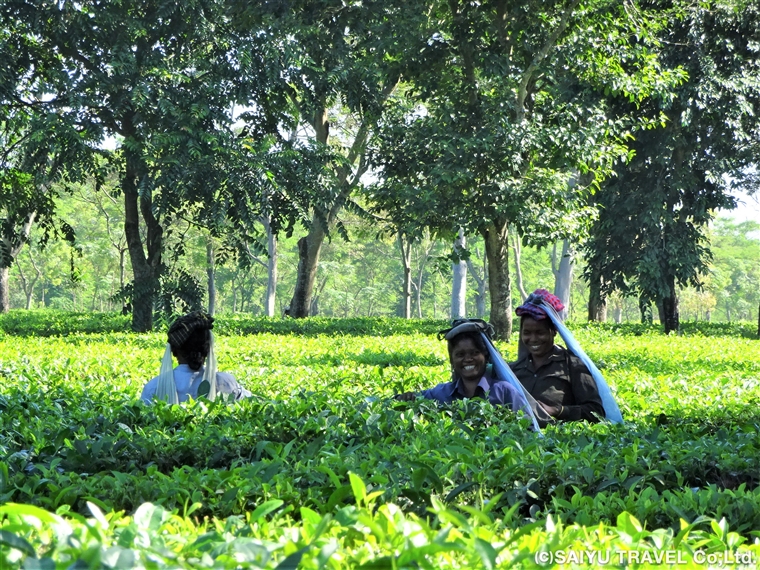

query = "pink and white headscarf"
(515, 289), (565, 321)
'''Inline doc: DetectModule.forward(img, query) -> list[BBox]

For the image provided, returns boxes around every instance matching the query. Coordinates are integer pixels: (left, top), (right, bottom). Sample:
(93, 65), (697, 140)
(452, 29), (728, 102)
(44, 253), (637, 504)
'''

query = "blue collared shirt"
(419, 375), (531, 415)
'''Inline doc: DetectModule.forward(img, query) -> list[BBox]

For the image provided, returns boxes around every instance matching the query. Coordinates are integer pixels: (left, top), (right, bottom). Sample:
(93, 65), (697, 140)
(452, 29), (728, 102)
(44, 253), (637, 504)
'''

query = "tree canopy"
(368, 0), (685, 338)
(582, 0), (760, 332)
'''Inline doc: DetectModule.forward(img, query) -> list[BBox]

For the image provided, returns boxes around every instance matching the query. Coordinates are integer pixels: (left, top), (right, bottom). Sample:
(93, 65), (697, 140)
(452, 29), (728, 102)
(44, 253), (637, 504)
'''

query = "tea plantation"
(1, 312), (759, 568)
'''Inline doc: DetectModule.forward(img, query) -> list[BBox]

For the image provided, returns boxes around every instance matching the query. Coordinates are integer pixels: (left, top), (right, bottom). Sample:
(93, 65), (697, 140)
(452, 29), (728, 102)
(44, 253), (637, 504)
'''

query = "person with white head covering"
(140, 311), (251, 404)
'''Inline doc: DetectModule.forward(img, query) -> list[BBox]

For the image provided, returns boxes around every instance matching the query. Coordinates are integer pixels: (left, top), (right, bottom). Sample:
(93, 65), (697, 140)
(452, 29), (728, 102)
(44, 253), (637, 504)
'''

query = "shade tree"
(2, 0), (266, 330)
(225, 0), (426, 318)
(582, 0), (760, 333)
(368, 0), (684, 339)
(0, 13), (98, 311)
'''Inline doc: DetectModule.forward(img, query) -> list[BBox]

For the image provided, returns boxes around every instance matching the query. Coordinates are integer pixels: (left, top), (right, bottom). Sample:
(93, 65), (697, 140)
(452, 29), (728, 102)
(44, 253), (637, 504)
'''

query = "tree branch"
(516, 0), (581, 123)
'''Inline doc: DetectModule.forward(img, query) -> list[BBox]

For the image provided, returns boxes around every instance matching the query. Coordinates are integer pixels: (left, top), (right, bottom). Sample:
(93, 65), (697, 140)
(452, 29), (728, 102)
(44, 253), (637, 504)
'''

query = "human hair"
(447, 331), (489, 361)
(171, 327), (211, 371)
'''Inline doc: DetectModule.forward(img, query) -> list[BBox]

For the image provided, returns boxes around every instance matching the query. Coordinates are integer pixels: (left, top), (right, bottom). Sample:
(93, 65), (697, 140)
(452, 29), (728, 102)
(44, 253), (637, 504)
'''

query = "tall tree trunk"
(264, 217), (277, 317)
(0, 266), (9, 313)
(27, 249), (42, 310)
(0, 210), (36, 313)
(90, 279), (100, 312)
(118, 249), (125, 289)
(206, 239), (216, 316)
(24, 276), (35, 310)
(16, 258), (36, 310)
(552, 239), (574, 320)
(661, 276), (679, 334)
(398, 232), (412, 318)
(290, 225), (326, 317)
(288, 82), (395, 318)
(639, 296), (653, 324)
(756, 302), (759, 337)
(587, 278), (607, 322)
(466, 253), (487, 318)
(451, 228), (467, 319)
(413, 236), (434, 318)
(482, 218), (512, 340)
(123, 147), (162, 332)
(510, 233), (528, 302)
(310, 275), (328, 317)
(289, 100), (336, 318)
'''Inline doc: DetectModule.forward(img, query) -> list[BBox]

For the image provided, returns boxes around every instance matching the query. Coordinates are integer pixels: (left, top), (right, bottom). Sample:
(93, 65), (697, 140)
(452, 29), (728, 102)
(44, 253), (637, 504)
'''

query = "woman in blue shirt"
(394, 326), (530, 415)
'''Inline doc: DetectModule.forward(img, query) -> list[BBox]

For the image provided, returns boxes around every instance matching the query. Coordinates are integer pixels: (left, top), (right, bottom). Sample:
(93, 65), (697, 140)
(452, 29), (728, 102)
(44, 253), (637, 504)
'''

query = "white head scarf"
(154, 312), (218, 403)
(155, 343), (179, 404)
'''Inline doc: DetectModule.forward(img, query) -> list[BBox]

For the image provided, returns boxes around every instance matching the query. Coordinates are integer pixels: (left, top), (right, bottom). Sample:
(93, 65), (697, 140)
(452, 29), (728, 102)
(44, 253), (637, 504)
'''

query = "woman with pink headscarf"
(509, 289), (605, 423)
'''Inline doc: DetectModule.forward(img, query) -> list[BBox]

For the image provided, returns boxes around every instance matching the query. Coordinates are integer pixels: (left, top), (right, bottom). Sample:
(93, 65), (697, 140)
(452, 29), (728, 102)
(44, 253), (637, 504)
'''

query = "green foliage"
(582, 0), (760, 331)
(1, 317), (760, 566)
(0, 310), (131, 336)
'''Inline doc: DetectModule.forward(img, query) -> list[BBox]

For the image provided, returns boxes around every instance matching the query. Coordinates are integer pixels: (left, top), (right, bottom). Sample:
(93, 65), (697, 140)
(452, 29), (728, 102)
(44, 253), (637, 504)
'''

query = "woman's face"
(520, 317), (556, 359)
(450, 337), (487, 383)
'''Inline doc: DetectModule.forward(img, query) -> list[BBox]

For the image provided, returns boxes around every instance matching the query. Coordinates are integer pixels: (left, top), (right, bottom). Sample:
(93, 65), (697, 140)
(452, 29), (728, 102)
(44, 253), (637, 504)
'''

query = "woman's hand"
(394, 391), (417, 401)
(538, 401), (562, 417)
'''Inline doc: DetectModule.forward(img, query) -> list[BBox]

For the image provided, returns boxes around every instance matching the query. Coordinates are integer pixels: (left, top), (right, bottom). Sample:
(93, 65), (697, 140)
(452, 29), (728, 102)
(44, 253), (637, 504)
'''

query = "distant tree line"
(6, 180), (759, 327)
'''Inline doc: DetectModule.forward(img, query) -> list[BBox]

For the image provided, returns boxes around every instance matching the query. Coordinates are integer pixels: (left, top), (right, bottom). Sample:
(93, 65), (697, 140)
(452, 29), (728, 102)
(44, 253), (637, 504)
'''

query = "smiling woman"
(510, 290), (605, 423)
(394, 325), (531, 418)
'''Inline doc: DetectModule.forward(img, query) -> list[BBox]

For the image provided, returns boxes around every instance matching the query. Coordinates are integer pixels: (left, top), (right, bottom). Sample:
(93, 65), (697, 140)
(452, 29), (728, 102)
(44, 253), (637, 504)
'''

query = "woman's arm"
(557, 356), (605, 422)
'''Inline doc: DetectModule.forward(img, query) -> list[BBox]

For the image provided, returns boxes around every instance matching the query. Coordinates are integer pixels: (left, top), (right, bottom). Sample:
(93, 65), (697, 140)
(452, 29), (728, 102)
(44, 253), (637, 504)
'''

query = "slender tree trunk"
(466, 254), (487, 318)
(0, 211), (37, 313)
(117, 249), (124, 288)
(413, 236), (434, 318)
(482, 218), (512, 340)
(16, 259), (38, 310)
(432, 276), (437, 319)
(2, 217), (34, 312)
(639, 296), (653, 324)
(206, 239), (216, 316)
(451, 228), (467, 319)
(511, 233), (528, 302)
(25, 280), (34, 310)
(264, 218), (277, 317)
(552, 239), (574, 320)
(756, 302), (759, 337)
(310, 275), (328, 317)
(27, 249), (42, 310)
(123, 146), (162, 332)
(90, 280), (99, 312)
(0, 266), (9, 313)
(661, 276), (679, 334)
(398, 232), (412, 318)
(587, 278), (607, 322)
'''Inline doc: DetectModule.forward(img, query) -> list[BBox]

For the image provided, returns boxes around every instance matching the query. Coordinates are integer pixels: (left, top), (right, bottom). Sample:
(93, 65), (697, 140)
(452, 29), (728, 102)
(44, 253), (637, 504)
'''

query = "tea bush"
(1, 312), (759, 567)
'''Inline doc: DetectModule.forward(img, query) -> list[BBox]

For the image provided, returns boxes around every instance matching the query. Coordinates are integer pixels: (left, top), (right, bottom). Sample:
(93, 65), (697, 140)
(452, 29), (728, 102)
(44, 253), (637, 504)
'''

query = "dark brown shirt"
(510, 345), (604, 423)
